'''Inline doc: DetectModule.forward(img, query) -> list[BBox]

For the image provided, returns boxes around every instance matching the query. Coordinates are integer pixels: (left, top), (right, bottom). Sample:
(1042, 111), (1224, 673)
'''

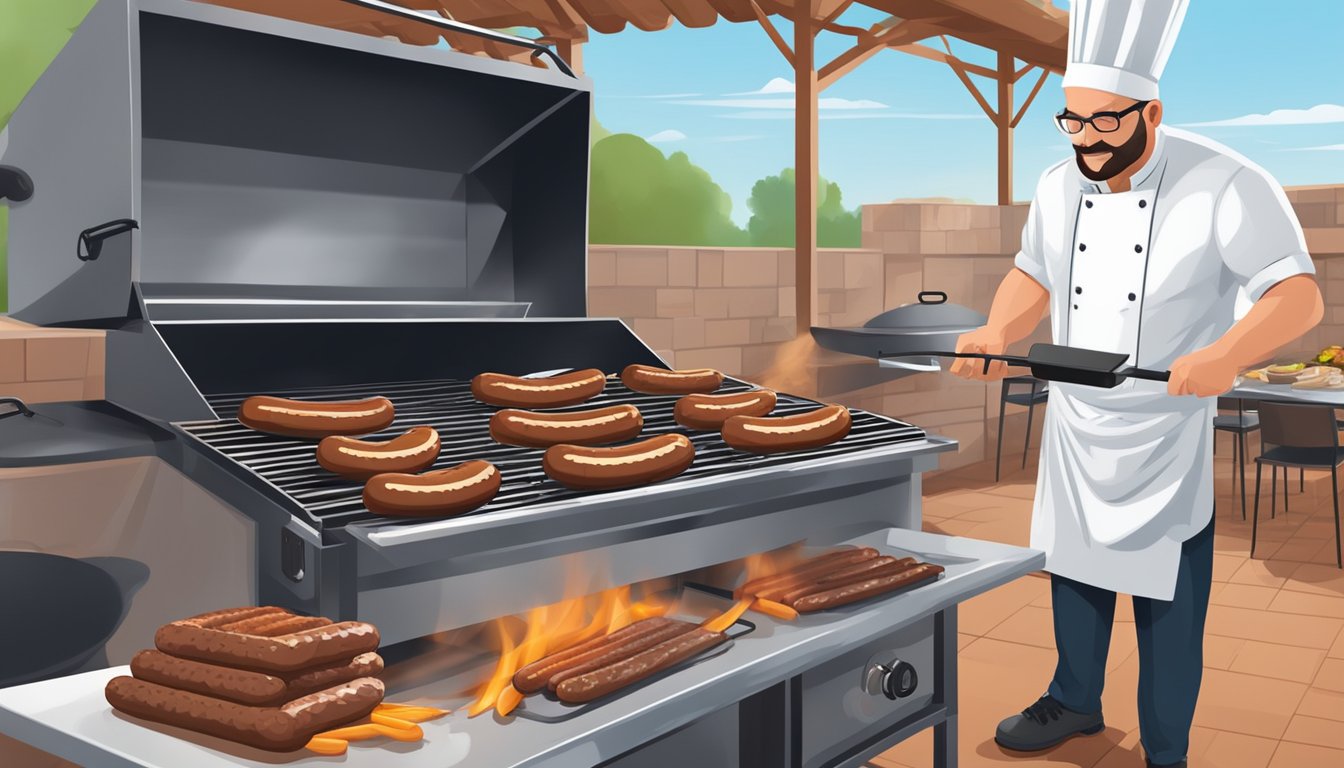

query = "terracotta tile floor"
(872, 439), (1344, 768)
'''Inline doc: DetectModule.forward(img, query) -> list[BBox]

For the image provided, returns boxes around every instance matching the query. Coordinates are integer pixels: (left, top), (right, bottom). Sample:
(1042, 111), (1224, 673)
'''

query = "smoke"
(753, 335), (822, 399)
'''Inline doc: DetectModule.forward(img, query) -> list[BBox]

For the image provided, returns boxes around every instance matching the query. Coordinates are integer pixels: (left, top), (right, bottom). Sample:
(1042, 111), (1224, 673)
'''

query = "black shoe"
(1147, 760), (1186, 768)
(994, 694), (1105, 752)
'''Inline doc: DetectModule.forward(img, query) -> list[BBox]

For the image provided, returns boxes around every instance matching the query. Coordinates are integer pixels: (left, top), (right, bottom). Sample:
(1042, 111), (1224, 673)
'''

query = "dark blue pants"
(1046, 514), (1214, 766)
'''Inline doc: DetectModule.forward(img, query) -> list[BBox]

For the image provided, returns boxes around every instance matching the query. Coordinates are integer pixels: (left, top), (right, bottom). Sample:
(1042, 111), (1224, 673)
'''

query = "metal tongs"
(881, 343), (1170, 389)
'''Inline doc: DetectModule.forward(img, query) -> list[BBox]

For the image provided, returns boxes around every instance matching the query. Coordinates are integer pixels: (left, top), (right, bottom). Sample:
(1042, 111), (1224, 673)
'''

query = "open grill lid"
(3, 0), (591, 327)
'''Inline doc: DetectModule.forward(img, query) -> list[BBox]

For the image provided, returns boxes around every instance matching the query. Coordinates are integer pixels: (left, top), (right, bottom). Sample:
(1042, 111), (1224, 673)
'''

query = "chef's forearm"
(1208, 275), (1324, 368)
(984, 268), (1051, 345)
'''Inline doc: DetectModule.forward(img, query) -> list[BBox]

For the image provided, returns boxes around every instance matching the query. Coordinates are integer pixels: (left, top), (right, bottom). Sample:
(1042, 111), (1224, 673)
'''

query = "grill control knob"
(864, 658), (918, 699)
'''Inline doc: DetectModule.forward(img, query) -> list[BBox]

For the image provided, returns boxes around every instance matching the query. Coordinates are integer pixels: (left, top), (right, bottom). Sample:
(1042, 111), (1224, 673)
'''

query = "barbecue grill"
(0, 1), (1042, 766)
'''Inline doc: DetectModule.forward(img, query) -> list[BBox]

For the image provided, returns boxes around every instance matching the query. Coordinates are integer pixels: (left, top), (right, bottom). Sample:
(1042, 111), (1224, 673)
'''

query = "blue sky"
(579, 0), (1344, 226)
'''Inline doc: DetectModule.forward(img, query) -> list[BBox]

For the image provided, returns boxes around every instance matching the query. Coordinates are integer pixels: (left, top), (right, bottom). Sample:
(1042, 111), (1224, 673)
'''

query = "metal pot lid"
(863, 291), (987, 330)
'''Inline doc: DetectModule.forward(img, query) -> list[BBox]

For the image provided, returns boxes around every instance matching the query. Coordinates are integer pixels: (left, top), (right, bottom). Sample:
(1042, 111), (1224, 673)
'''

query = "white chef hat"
(1063, 0), (1190, 101)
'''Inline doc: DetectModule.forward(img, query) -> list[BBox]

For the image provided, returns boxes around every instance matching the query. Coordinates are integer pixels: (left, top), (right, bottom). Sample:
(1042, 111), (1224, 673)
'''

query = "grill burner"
(176, 377), (926, 532)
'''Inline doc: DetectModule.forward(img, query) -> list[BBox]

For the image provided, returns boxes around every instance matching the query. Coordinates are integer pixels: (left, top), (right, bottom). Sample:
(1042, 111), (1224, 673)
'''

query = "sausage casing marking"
(542, 434), (695, 490)
(471, 369), (606, 408)
(721, 404), (852, 454)
(620, 364), (724, 395)
(490, 404), (643, 448)
(316, 426), (440, 479)
(363, 460), (501, 518)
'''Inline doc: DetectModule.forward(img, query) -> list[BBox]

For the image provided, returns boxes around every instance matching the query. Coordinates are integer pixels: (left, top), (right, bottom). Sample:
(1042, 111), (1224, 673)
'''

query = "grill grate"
(175, 376), (926, 531)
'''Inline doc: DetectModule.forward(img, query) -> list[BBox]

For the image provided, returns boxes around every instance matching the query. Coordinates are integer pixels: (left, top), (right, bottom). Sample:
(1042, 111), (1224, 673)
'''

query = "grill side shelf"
(174, 376), (929, 533)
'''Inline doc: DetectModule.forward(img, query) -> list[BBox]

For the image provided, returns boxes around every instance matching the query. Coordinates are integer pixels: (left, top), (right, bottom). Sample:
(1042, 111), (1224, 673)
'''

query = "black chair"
(1214, 397), (1258, 519)
(996, 375), (1048, 482)
(1252, 402), (1344, 568)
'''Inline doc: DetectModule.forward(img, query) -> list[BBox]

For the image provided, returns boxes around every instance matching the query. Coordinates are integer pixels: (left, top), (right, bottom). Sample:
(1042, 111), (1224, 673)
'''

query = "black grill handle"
(77, 218), (138, 262)
(332, 0), (577, 78)
(0, 397), (35, 421)
(917, 291), (947, 304)
(0, 165), (33, 203)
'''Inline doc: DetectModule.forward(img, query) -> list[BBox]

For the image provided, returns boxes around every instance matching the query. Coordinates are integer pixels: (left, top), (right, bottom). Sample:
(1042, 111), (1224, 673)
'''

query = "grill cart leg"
(934, 608), (958, 768)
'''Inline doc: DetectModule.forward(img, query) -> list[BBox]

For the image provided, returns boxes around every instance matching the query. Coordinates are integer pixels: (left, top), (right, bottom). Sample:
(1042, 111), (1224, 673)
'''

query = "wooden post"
(794, 11), (819, 336)
(996, 51), (1014, 205)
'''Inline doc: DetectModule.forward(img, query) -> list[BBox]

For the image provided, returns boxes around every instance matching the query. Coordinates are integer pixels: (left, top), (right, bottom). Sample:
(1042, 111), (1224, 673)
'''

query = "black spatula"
(880, 343), (1170, 389)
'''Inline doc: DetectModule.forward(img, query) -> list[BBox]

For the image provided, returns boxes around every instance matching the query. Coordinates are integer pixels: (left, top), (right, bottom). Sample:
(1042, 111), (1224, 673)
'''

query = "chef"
(952, 2), (1323, 767)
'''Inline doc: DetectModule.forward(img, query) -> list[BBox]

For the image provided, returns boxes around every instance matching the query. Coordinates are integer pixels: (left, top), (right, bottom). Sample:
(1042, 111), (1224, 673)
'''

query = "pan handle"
(1118, 366), (1171, 382)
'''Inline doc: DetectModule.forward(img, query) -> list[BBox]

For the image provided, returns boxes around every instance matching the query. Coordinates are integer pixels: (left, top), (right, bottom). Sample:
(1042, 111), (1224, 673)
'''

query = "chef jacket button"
(1073, 304), (1079, 310)
(1085, 200), (1093, 208)
(1139, 199), (1147, 208)
(1079, 243), (1087, 251)
(1075, 286), (1082, 294)
(1135, 244), (1143, 253)
(1129, 293), (1136, 301)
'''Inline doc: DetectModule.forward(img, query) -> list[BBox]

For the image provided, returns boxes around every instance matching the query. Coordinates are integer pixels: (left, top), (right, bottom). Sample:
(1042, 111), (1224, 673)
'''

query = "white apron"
(1030, 175), (1211, 601)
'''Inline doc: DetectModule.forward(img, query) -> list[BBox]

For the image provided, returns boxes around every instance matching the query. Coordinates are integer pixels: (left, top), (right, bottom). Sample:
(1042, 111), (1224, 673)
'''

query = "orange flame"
(470, 585), (670, 718)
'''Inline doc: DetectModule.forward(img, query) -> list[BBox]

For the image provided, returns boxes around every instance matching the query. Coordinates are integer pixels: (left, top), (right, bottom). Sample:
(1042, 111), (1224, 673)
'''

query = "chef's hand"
(951, 328), (1010, 381)
(1168, 347), (1239, 397)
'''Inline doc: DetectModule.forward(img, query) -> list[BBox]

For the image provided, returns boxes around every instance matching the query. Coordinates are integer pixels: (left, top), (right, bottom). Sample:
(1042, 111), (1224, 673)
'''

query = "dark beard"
(1073, 117), (1148, 181)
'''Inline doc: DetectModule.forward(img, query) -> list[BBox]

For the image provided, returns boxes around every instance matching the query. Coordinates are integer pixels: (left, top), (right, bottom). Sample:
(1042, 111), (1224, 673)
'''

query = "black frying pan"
(881, 343), (1171, 389)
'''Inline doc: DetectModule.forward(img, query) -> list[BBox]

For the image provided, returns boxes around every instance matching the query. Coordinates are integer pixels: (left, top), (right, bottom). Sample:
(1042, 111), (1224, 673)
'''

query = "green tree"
(745, 168), (862, 248)
(0, 0), (97, 313)
(588, 134), (747, 247)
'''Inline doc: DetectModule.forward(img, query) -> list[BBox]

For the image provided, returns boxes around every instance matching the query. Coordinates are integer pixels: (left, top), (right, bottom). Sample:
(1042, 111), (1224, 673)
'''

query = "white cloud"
(674, 96), (888, 110)
(704, 134), (766, 143)
(646, 129), (687, 143)
(716, 111), (979, 121)
(1182, 103), (1344, 127)
(727, 78), (795, 96)
(1281, 143), (1344, 152)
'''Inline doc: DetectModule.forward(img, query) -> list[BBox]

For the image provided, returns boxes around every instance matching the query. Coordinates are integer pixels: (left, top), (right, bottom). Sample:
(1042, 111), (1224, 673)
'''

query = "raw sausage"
(472, 369), (606, 408)
(793, 564), (945, 613)
(620, 364), (723, 395)
(543, 434), (694, 491)
(490, 405), (643, 448)
(316, 426), (440, 480)
(673, 390), (777, 430)
(554, 628), (727, 704)
(363, 460), (501, 518)
(721, 405), (852, 454)
(238, 396), (394, 439)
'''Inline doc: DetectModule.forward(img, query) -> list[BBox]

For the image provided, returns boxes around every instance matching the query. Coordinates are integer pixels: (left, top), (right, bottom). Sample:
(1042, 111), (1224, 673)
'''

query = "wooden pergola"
(202, 0), (1068, 336)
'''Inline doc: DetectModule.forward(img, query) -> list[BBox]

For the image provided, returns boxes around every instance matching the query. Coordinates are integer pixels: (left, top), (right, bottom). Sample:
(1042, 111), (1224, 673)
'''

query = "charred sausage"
(362, 460), (501, 518)
(238, 396), (394, 439)
(542, 434), (694, 491)
(316, 426), (440, 480)
(471, 369), (606, 408)
(554, 628), (727, 704)
(620, 364), (723, 395)
(721, 404), (851, 454)
(490, 405), (643, 448)
(792, 563), (945, 613)
(673, 390), (777, 430)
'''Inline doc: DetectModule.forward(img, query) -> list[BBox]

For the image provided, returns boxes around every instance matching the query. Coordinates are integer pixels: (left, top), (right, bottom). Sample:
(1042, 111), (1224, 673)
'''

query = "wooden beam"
(996, 51), (1013, 205)
(818, 0), (856, 29)
(947, 55), (998, 122)
(889, 42), (997, 79)
(1011, 66), (1050, 129)
(556, 39), (584, 74)
(794, 11), (819, 336)
(750, 0), (794, 67)
(818, 21), (926, 92)
(1013, 62), (1034, 82)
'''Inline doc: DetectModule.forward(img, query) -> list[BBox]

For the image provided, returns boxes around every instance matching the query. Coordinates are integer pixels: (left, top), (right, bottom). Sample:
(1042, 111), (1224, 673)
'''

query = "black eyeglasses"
(1055, 100), (1150, 134)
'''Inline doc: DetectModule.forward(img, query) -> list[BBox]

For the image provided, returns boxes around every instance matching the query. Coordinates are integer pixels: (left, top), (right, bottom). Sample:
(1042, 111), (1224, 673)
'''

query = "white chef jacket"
(1013, 125), (1315, 600)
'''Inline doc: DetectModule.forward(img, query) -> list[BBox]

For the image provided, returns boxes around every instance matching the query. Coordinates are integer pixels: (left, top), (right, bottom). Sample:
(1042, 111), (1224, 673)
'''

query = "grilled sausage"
(490, 405), (643, 448)
(316, 426), (440, 480)
(555, 628), (727, 704)
(105, 676), (384, 752)
(155, 613), (380, 673)
(793, 563), (945, 613)
(546, 622), (697, 693)
(543, 434), (694, 491)
(238, 396), (394, 439)
(363, 460), (501, 518)
(735, 548), (879, 600)
(129, 649), (384, 708)
(620, 364), (724, 395)
(471, 369), (606, 408)
(512, 618), (679, 694)
(754, 549), (883, 602)
(775, 557), (918, 606)
(721, 404), (852, 454)
(673, 390), (777, 430)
